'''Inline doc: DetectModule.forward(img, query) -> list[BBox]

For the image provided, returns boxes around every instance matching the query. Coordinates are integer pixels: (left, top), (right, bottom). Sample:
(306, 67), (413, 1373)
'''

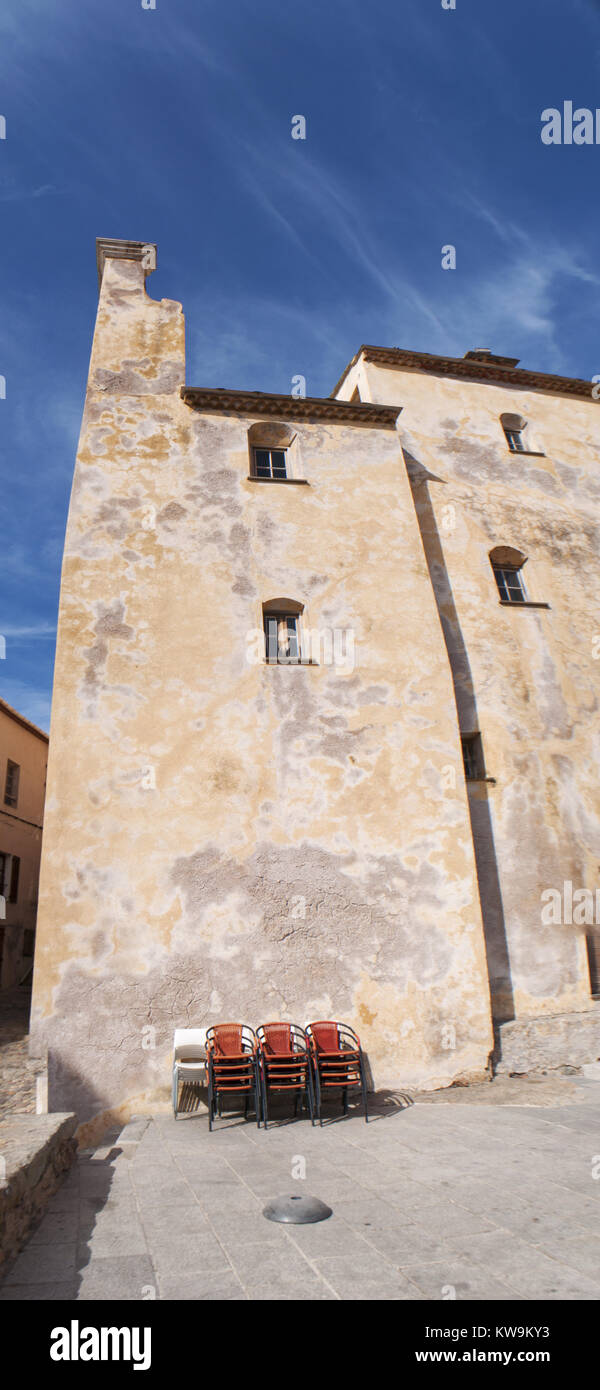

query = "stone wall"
(0, 1113), (77, 1271)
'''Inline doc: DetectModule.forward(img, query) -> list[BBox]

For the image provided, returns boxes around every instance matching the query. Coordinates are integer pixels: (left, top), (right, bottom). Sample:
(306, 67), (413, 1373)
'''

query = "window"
(0, 853), (19, 902)
(248, 422), (301, 480)
(489, 546), (528, 604)
(504, 427), (525, 453)
(264, 612), (300, 663)
(499, 412), (543, 455)
(4, 760), (19, 807)
(493, 565), (527, 603)
(9, 856), (19, 903)
(461, 734), (484, 781)
(254, 448), (287, 480)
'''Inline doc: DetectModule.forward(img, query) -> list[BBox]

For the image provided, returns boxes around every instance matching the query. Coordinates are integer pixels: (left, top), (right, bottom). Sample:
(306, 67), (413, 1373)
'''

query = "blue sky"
(1, 0), (600, 729)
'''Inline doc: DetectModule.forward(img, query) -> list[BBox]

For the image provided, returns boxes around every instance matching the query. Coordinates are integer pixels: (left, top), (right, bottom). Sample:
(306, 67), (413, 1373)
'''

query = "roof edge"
(181, 386), (401, 427)
(330, 345), (595, 402)
(0, 698), (49, 743)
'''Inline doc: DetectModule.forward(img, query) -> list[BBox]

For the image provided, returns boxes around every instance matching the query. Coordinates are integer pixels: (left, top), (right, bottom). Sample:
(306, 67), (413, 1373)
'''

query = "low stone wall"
(0, 1113), (77, 1272)
(497, 1006), (600, 1074)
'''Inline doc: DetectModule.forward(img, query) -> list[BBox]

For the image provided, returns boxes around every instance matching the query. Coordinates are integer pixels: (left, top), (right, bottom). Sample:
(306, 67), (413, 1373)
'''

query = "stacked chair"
(206, 1023), (261, 1131)
(173, 1018), (369, 1128)
(257, 1022), (314, 1128)
(306, 1020), (369, 1124)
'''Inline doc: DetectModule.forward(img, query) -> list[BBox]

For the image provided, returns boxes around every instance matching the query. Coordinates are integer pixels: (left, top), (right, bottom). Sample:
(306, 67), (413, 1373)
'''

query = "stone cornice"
(331, 345), (596, 402)
(96, 238), (157, 290)
(180, 386), (401, 427)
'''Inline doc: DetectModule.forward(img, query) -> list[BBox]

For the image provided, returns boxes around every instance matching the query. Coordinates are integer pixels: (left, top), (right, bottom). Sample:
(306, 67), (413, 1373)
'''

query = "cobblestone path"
(0, 988), (36, 1120)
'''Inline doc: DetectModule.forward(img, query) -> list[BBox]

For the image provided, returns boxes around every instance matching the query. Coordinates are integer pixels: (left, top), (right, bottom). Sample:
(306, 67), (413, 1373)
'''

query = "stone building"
(31, 239), (600, 1129)
(0, 699), (48, 988)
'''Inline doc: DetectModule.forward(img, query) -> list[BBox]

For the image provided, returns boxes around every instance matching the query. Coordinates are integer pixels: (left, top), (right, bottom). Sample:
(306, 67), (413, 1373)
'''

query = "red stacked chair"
(256, 1023), (314, 1129)
(306, 1020), (369, 1124)
(206, 1023), (260, 1131)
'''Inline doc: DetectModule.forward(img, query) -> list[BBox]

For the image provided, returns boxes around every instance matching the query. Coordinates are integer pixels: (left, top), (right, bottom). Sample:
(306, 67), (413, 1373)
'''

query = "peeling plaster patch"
(94, 361), (183, 396)
(158, 502), (187, 524)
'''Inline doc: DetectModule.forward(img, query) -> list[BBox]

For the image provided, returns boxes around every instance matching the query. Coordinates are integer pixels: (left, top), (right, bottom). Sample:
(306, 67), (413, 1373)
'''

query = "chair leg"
(306, 1068), (315, 1126)
(208, 1073), (213, 1132)
(360, 1054), (369, 1123)
(172, 1069), (178, 1119)
(262, 1072), (269, 1130)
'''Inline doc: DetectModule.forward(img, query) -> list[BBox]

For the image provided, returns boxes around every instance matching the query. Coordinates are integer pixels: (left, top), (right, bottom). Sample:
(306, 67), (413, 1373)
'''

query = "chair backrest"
(306, 1021), (340, 1053)
(207, 1023), (255, 1056)
(307, 1020), (361, 1053)
(258, 1023), (294, 1055)
(173, 1027), (207, 1061)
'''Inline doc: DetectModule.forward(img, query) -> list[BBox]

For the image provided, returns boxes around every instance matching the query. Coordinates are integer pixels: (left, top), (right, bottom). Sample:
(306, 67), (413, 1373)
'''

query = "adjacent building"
(30, 239), (600, 1128)
(0, 699), (48, 989)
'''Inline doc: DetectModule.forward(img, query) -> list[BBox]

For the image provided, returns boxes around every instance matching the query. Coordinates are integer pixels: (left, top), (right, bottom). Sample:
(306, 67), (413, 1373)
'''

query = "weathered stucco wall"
(347, 357), (600, 1026)
(31, 250), (494, 1126)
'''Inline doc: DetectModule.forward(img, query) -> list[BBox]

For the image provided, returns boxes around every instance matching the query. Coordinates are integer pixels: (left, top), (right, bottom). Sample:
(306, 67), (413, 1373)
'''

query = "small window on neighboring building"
(461, 734), (484, 781)
(4, 760), (19, 807)
(9, 856), (20, 903)
(254, 448), (288, 480)
(0, 853), (19, 903)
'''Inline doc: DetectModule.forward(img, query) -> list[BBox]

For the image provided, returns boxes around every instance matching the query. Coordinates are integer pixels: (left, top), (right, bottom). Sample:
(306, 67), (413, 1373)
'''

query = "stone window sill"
(247, 476), (309, 485)
(499, 600), (550, 609)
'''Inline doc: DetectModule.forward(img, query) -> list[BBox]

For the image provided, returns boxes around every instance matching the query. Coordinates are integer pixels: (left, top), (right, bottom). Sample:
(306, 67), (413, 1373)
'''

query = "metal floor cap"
(263, 1194), (333, 1224)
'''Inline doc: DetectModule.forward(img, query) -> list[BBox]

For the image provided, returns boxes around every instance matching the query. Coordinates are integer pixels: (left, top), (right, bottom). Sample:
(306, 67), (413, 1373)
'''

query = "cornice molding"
(96, 238), (157, 290)
(331, 345), (596, 402)
(181, 386), (401, 427)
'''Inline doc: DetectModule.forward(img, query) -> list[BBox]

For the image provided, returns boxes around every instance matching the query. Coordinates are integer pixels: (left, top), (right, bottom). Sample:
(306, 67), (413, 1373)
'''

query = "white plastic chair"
(172, 1028), (208, 1118)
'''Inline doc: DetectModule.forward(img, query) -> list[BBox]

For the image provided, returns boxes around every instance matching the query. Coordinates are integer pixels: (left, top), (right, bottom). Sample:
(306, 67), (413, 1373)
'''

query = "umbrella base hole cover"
(263, 1194), (333, 1224)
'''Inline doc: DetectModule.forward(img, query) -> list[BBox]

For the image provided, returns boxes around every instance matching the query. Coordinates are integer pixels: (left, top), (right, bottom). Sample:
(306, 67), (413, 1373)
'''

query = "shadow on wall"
(405, 451), (515, 1029)
(46, 1050), (118, 1126)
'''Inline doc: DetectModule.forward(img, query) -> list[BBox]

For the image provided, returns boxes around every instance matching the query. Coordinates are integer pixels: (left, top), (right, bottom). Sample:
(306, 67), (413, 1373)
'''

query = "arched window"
(500, 412), (528, 453)
(489, 545), (528, 603)
(248, 422), (298, 480)
(263, 598), (305, 664)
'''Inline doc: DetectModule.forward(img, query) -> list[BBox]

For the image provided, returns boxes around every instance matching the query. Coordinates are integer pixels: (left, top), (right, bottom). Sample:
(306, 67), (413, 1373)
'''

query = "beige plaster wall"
(350, 358), (600, 1022)
(31, 255), (493, 1124)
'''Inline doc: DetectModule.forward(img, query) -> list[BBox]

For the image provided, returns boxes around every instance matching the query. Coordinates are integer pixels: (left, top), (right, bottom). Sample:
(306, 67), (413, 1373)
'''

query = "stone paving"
(0, 989), (36, 1121)
(2, 1076), (600, 1301)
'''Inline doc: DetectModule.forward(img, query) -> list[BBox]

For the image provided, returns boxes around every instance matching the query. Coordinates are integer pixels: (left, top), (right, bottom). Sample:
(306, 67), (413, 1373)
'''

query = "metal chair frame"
(256, 1022), (315, 1129)
(206, 1023), (261, 1131)
(306, 1020), (369, 1124)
